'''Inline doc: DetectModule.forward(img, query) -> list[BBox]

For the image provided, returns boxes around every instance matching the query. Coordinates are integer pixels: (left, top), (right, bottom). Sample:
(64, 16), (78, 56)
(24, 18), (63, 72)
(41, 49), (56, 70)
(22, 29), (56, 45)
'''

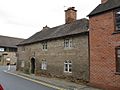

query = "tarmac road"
(0, 66), (56, 90)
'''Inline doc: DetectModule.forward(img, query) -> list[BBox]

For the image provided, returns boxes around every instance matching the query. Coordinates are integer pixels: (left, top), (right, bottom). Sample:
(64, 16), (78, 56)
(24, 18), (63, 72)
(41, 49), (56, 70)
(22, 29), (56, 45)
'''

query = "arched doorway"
(31, 57), (35, 74)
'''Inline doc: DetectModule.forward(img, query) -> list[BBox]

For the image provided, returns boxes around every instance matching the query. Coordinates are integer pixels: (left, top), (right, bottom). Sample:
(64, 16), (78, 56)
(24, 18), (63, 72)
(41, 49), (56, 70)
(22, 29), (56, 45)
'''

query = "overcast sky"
(0, 0), (100, 39)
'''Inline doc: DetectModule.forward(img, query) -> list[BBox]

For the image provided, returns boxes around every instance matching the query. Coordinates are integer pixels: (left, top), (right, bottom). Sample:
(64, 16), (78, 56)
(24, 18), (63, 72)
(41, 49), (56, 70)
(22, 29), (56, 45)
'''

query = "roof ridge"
(0, 35), (25, 40)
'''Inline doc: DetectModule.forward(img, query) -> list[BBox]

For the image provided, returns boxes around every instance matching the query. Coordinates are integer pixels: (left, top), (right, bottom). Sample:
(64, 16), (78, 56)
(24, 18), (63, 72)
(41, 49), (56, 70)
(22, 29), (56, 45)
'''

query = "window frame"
(21, 46), (25, 52)
(64, 38), (72, 49)
(64, 60), (72, 73)
(116, 47), (120, 73)
(41, 59), (47, 70)
(115, 8), (120, 31)
(21, 61), (25, 68)
(0, 48), (4, 52)
(42, 41), (47, 51)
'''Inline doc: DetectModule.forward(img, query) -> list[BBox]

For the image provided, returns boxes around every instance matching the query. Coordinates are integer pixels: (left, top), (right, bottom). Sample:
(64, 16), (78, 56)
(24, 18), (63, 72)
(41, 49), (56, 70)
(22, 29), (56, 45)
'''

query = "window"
(64, 60), (72, 73)
(6, 57), (10, 61)
(64, 38), (72, 48)
(21, 61), (25, 67)
(42, 42), (47, 51)
(0, 48), (4, 52)
(116, 47), (120, 72)
(22, 46), (25, 51)
(9, 48), (17, 52)
(0, 56), (2, 62)
(115, 8), (120, 31)
(41, 60), (47, 70)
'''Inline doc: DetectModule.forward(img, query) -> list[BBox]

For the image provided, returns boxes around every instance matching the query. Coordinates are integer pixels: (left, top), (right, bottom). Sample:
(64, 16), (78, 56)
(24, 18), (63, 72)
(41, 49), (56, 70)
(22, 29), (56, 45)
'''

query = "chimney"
(65, 7), (77, 24)
(42, 25), (49, 30)
(101, 0), (108, 4)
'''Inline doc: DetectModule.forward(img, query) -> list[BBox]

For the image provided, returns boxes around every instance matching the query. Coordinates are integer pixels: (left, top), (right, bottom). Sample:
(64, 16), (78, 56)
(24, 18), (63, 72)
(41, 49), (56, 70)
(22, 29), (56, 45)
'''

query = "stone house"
(0, 35), (24, 65)
(17, 7), (89, 82)
(89, 0), (120, 89)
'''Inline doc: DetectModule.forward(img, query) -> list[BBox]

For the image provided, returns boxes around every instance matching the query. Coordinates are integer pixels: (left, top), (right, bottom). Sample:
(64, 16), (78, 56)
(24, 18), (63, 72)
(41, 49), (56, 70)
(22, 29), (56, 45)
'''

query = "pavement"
(5, 70), (102, 90)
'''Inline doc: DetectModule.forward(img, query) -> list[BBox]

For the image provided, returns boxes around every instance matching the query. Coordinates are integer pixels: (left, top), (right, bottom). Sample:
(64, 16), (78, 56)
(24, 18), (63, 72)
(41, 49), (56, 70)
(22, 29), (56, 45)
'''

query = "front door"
(31, 58), (35, 74)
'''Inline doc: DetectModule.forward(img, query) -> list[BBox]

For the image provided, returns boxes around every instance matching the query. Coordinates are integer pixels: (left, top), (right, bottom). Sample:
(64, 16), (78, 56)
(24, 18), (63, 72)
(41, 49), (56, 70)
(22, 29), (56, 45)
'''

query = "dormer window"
(115, 8), (120, 31)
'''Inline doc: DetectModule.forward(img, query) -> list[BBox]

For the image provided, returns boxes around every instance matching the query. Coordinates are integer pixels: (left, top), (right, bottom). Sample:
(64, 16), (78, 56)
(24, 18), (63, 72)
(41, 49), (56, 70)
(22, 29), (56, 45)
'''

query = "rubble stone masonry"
(17, 34), (89, 82)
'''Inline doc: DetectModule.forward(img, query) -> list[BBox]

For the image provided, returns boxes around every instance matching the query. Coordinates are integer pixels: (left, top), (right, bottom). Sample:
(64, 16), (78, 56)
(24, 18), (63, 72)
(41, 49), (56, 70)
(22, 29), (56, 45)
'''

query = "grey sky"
(0, 0), (100, 39)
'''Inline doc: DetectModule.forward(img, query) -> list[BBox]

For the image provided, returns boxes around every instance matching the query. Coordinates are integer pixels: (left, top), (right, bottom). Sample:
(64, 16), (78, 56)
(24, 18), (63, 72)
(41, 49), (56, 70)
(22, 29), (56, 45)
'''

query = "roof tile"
(19, 18), (89, 45)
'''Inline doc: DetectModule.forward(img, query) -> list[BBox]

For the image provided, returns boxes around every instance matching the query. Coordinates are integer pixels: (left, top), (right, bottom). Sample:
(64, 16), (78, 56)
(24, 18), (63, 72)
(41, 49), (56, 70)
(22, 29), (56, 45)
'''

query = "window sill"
(64, 71), (72, 74)
(112, 31), (120, 35)
(42, 49), (48, 51)
(64, 47), (73, 50)
(115, 72), (120, 75)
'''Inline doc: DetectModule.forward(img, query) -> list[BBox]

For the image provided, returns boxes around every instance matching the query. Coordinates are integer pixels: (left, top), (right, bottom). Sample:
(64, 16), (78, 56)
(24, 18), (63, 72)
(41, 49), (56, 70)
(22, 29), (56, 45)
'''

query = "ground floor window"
(64, 60), (72, 73)
(41, 59), (47, 70)
(0, 56), (2, 62)
(21, 61), (25, 68)
(116, 47), (120, 72)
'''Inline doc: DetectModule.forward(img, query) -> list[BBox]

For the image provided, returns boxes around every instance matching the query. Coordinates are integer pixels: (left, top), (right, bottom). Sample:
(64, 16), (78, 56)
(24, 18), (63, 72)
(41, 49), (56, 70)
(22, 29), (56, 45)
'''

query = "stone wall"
(0, 52), (17, 65)
(17, 33), (89, 82)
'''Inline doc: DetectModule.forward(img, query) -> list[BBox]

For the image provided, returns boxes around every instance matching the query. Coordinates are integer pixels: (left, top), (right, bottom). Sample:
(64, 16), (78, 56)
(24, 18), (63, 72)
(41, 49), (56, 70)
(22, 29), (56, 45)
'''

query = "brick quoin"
(89, 10), (120, 90)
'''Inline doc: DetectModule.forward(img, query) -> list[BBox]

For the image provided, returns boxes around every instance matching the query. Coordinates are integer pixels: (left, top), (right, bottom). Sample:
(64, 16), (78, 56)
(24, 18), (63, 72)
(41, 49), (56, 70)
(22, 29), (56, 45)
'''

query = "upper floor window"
(115, 8), (120, 31)
(9, 48), (17, 52)
(116, 47), (120, 73)
(64, 60), (72, 73)
(42, 42), (47, 51)
(21, 46), (25, 52)
(64, 38), (72, 48)
(0, 48), (4, 52)
(41, 59), (47, 70)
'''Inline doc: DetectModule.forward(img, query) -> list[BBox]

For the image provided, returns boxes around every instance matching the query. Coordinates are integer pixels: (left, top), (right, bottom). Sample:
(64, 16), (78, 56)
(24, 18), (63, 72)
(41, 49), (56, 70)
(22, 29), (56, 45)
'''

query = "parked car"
(0, 84), (4, 90)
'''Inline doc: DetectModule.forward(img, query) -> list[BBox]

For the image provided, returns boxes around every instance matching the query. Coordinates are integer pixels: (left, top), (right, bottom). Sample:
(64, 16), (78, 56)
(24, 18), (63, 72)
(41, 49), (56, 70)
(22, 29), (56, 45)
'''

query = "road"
(0, 66), (56, 90)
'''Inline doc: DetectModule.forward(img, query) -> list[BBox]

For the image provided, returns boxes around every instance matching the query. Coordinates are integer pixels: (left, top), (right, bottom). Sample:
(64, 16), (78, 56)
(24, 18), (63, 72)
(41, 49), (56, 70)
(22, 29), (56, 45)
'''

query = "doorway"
(31, 58), (35, 74)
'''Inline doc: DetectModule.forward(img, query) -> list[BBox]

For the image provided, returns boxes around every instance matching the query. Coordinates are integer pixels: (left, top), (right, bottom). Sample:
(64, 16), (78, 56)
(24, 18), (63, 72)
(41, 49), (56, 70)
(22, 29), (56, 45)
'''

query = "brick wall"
(89, 10), (120, 90)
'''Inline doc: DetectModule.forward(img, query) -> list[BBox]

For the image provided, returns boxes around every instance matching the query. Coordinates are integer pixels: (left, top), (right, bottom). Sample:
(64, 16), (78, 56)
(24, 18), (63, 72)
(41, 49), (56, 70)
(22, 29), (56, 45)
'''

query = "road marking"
(4, 71), (65, 90)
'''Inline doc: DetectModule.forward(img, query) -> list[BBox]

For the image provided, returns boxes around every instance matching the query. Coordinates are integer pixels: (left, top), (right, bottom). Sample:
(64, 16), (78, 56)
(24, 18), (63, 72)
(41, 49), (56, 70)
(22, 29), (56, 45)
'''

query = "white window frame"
(41, 59), (47, 70)
(21, 61), (25, 67)
(64, 38), (72, 49)
(64, 60), (72, 73)
(115, 8), (120, 31)
(0, 48), (4, 52)
(42, 42), (47, 51)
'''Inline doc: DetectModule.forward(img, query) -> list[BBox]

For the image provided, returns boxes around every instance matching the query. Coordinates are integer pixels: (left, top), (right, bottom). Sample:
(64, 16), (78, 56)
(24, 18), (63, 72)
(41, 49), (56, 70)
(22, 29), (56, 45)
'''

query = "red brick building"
(89, 0), (120, 89)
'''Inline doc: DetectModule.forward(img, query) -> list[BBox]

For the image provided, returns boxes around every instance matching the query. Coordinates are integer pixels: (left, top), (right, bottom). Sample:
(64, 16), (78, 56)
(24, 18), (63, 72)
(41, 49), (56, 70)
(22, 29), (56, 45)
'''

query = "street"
(0, 66), (56, 90)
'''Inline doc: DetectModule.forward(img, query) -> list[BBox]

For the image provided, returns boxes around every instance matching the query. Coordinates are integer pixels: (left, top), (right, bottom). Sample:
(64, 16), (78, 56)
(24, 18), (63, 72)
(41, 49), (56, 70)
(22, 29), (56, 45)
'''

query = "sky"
(0, 0), (101, 39)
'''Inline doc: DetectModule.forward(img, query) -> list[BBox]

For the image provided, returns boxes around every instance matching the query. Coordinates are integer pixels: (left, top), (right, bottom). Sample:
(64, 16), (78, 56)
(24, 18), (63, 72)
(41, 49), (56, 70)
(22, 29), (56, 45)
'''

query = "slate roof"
(0, 35), (24, 48)
(18, 18), (89, 46)
(89, 0), (120, 16)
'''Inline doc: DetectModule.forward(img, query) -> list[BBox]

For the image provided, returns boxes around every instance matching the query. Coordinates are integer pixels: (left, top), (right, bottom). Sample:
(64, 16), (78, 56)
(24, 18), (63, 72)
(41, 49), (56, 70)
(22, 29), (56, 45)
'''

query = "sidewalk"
(9, 71), (102, 90)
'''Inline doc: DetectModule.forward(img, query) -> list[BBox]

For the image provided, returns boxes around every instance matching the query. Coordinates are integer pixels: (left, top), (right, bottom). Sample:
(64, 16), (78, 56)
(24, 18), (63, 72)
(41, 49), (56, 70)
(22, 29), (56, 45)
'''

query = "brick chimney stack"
(65, 7), (77, 24)
(101, 0), (108, 4)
